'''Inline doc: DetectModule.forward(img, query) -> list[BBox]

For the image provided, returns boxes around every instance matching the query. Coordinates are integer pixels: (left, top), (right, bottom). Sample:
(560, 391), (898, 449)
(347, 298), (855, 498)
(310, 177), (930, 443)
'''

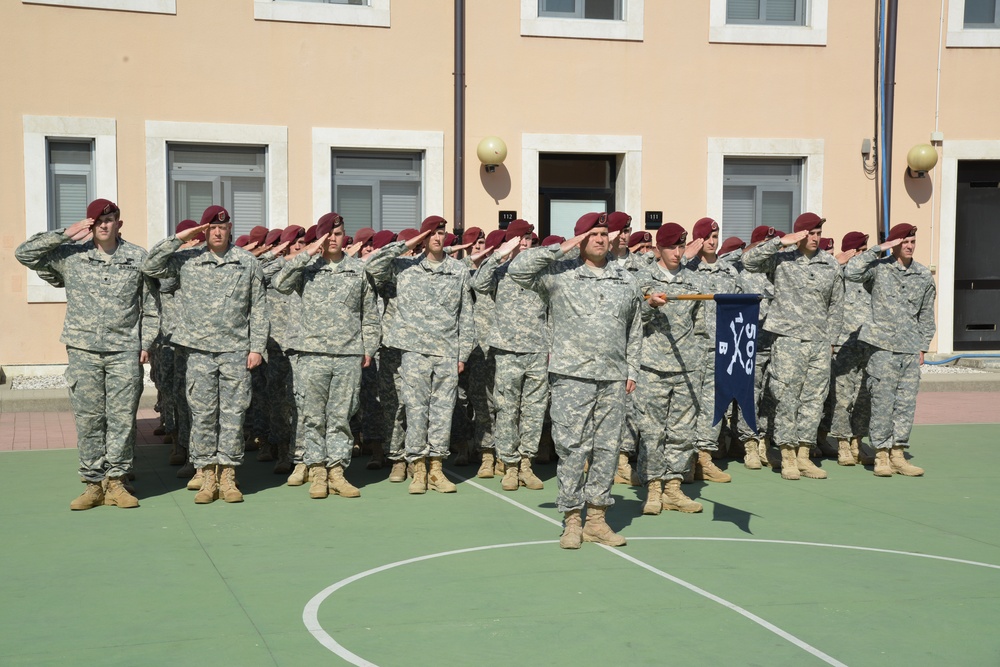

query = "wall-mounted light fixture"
(477, 136), (507, 173)
(906, 143), (938, 178)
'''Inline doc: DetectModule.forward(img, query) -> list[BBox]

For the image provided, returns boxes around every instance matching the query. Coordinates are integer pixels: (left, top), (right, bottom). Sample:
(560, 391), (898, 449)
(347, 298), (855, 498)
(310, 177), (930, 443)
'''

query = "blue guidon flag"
(713, 294), (760, 431)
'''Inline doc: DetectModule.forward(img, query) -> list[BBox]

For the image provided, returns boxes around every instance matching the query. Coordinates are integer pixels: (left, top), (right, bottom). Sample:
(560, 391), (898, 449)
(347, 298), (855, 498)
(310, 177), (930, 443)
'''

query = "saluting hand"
(560, 228), (597, 255)
(683, 237), (704, 259)
(306, 233), (329, 257)
(271, 240), (291, 257)
(406, 228), (434, 251)
(66, 219), (94, 242)
(835, 248), (857, 265)
(880, 237), (905, 251)
(496, 237), (521, 260)
(345, 241), (364, 257)
(780, 230), (809, 246)
(177, 223), (210, 243)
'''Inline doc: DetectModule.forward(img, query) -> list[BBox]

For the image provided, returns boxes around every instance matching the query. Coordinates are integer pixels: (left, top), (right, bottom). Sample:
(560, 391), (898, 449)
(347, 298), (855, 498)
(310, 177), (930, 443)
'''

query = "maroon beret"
(505, 219), (534, 242)
(462, 227), (485, 245)
(303, 225), (318, 245)
(419, 215), (448, 235)
(530, 233), (539, 245)
(200, 205), (230, 226)
(265, 228), (284, 246)
(885, 223), (917, 243)
(628, 231), (652, 247)
(235, 235), (250, 248)
(397, 228), (420, 243)
(316, 213), (344, 239)
(86, 198), (119, 220)
(574, 212), (608, 236)
(355, 227), (376, 246)
(344, 235), (354, 246)
(248, 226), (269, 246)
(280, 225), (305, 244)
(541, 235), (565, 247)
(443, 233), (458, 247)
(371, 230), (396, 249)
(750, 225), (783, 244)
(720, 236), (746, 255)
(656, 223), (688, 247)
(819, 237), (834, 251)
(841, 231), (869, 252)
(793, 212), (826, 233)
(606, 212), (632, 233)
(175, 219), (199, 235)
(484, 229), (507, 250)
(692, 217), (719, 241)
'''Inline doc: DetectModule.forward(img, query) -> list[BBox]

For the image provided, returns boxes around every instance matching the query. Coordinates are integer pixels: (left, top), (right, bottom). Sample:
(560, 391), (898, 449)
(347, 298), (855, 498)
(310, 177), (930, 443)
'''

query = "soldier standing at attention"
(743, 212), (844, 481)
(16, 198), (157, 510)
(844, 223), (935, 477)
(143, 205), (268, 504)
(509, 212), (643, 550)
(365, 216), (475, 494)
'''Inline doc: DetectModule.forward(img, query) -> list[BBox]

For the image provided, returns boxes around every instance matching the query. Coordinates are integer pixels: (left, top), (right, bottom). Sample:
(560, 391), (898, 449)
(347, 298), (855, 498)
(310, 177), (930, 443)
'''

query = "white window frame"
(521, 133), (642, 224)
(521, 0), (643, 41)
(254, 0), (390, 27)
(312, 128), (444, 225)
(23, 115), (118, 304)
(707, 137), (824, 236)
(23, 0), (175, 14)
(145, 121), (288, 245)
(947, 0), (1000, 47)
(709, 0), (827, 46)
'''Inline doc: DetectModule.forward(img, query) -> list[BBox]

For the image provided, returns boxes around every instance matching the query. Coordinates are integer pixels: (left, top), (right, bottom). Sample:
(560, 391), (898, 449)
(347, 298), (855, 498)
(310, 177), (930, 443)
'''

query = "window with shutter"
(539, 0), (622, 20)
(46, 139), (94, 231)
(332, 151), (422, 234)
(964, 0), (1000, 27)
(722, 158), (802, 240)
(727, 0), (805, 26)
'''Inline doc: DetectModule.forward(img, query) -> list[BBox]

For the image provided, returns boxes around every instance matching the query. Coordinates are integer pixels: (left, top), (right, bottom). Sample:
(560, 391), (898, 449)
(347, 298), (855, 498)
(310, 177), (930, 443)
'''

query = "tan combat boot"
(287, 462), (308, 486)
(104, 477), (139, 508)
(70, 481), (105, 511)
(477, 450), (496, 479)
(837, 438), (855, 466)
(389, 459), (408, 483)
(873, 449), (893, 477)
(643, 480), (663, 515)
(744, 439), (762, 470)
(695, 450), (732, 483)
(328, 465), (361, 497)
(218, 465), (244, 503)
(501, 461), (519, 491)
(850, 436), (862, 464)
(889, 447), (924, 476)
(408, 458), (428, 494)
(779, 445), (800, 480)
(308, 464), (329, 499)
(186, 467), (203, 490)
(614, 453), (635, 485)
(582, 504), (627, 547)
(428, 457), (457, 493)
(194, 466), (218, 504)
(519, 457), (545, 490)
(494, 458), (506, 476)
(661, 479), (703, 513)
(796, 444), (828, 479)
(559, 509), (583, 550)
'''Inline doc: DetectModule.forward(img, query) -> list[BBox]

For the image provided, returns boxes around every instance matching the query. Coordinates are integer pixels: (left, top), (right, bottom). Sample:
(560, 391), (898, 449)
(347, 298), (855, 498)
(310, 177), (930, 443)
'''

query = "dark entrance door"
(538, 154), (617, 239)
(954, 160), (1000, 350)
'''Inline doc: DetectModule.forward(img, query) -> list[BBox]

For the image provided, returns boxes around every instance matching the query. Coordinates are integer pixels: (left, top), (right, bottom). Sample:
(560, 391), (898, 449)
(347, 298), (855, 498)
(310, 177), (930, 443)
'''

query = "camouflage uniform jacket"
(685, 255), (742, 341)
(508, 246), (643, 382)
(365, 241), (475, 362)
(844, 247), (936, 353)
(615, 249), (655, 274)
(636, 262), (705, 373)
(743, 237), (844, 344)
(471, 252), (549, 354)
(157, 277), (180, 341)
(142, 237), (268, 355)
(260, 253), (298, 351)
(15, 230), (157, 352)
(837, 273), (873, 345)
(273, 251), (380, 357)
(733, 261), (775, 325)
(463, 257), (494, 355)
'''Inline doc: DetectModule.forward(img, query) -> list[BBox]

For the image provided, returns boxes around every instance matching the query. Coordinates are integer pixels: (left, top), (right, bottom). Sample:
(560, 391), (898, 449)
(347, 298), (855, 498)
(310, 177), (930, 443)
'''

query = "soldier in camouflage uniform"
(743, 212), (844, 481)
(471, 219), (548, 492)
(633, 223), (706, 516)
(16, 198), (157, 510)
(844, 223), (935, 477)
(684, 217), (741, 483)
(242, 226), (272, 455)
(274, 213), (380, 498)
(143, 205), (268, 504)
(349, 227), (385, 468)
(509, 212), (642, 549)
(365, 217), (474, 494)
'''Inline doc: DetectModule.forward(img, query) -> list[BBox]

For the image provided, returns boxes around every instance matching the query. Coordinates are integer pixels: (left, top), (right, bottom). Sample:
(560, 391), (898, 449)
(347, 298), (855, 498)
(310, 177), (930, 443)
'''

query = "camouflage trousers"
(692, 345), (721, 452)
(549, 373), (625, 513)
(633, 366), (699, 483)
(186, 350), (250, 468)
(768, 336), (832, 447)
(824, 338), (872, 439)
(377, 347), (407, 461)
(153, 336), (176, 434)
(453, 346), (495, 453)
(266, 346), (296, 449)
(247, 358), (269, 439)
(65, 347), (142, 482)
(350, 359), (382, 445)
(737, 330), (776, 443)
(620, 390), (639, 456)
(866, 348), (920, 450)
(493, 350), (548, 465)
(400, 351), (459, 461)
(173, 346), (192, 450)
(299, 353), (362, 468)
(289, 352), (307, 464)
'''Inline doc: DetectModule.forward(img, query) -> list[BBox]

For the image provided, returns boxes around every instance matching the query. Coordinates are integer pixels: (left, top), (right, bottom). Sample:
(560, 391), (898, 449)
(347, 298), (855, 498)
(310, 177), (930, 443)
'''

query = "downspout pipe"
(882, 0), (899, 243)
(453, 0), (465, 235)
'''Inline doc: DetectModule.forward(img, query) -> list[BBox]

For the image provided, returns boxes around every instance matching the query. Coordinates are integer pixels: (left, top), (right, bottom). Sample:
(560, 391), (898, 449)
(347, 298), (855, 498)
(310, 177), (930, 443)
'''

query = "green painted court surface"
(2, 424), (999, 666)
